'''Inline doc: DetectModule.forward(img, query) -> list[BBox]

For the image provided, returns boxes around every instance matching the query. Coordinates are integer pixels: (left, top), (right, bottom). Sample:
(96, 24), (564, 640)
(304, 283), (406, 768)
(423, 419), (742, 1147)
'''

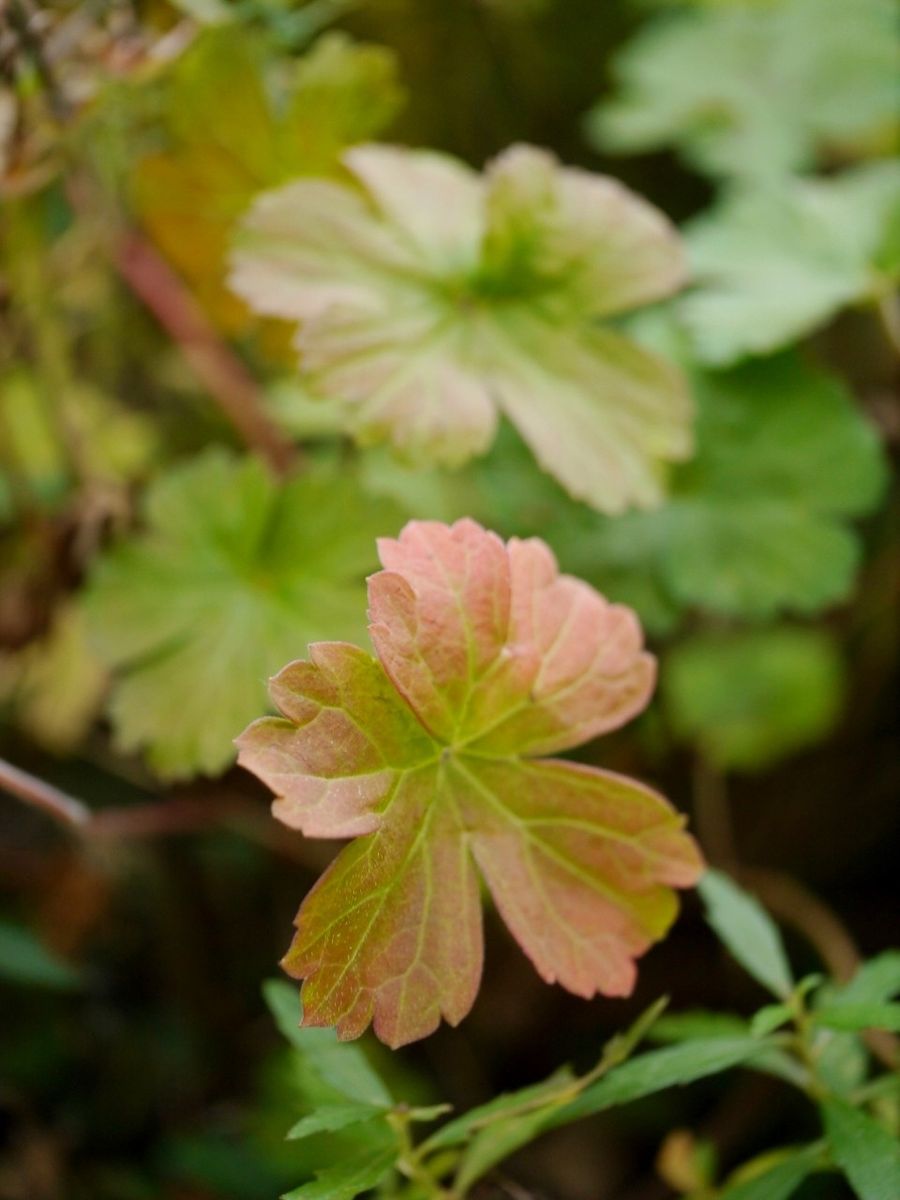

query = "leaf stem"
(0, 757), (92, 829)
(116, 232), (298, 477)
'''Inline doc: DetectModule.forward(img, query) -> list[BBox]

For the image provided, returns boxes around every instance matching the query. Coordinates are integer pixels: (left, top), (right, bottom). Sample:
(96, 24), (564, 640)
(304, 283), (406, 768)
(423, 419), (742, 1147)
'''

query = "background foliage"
(1, 1), (898, 1199)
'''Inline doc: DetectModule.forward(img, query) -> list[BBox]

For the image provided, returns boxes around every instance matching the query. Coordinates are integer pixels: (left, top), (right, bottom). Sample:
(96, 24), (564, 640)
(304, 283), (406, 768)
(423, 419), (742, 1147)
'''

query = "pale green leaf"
(679, 163), (900, 364)
(590, 0), (900, 181)
(822, 1098), (900, 1200)
(231, 143), (691, 515)
(700, 871), (793, 998)
(664, 627), (844, 770)
(84, 450), (403, 779)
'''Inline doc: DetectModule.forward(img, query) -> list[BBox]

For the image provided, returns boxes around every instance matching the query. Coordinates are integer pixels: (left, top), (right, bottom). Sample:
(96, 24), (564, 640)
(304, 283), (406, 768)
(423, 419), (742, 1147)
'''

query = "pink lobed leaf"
(237, 519), (703, 1047)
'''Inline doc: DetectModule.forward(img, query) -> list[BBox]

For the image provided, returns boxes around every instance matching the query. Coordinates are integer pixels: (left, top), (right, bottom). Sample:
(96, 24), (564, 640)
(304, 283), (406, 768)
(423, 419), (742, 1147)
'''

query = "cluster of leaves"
(265, 872), (900, 1200)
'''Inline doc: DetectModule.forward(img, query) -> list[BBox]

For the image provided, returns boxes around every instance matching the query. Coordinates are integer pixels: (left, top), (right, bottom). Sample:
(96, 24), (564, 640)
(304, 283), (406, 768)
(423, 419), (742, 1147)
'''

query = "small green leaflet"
(663, 627), (844, 771)
(825, 951), (900, 1006)
(0, 920), (82, 990)
(699, 871), (793, 999)
(263, 980), (392, 1107)
(85, 451), (403, 779)
(822, 1098), (900, 1200)
(281, 1145), (397, 1200)
(589, 0), (900, 181)
(287, 1105), (385, 1142)
(814, 1003), (900, 1034)
(543, 1036), (768, 1130)
(679, 162), (900, 364)
(718, 1144), (825, 1200)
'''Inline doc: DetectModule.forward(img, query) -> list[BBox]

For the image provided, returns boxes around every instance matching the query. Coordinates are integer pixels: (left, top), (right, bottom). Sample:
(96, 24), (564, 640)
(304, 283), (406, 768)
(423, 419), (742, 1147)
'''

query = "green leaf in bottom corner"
(719, 1143), (825, 1200)
(84, 451), (404, 780)
(663, 627), (844, 771)
(699, 872), (793, 999)
(0, 920), (82, 990)
(263, 981), (392, 1108)
(282, 1144), (397, 1200)
(822, 1098), (900, 1200)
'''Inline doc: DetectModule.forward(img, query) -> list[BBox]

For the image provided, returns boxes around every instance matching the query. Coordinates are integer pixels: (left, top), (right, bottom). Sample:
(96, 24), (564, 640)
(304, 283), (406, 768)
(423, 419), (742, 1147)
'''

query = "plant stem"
(117, 232), (298, 477)
(0, 757), (91, 829)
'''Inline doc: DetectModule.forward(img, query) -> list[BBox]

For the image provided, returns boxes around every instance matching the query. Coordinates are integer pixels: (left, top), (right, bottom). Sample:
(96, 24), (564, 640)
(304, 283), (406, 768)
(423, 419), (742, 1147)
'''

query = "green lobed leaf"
(589, 0), (900, 182)
(699, 871), (793, 998)
(663, 627), (844, 771)
(822, 1098), (900, 1200)
(84, 450), (404, 779)
(679, 162), (900, 364)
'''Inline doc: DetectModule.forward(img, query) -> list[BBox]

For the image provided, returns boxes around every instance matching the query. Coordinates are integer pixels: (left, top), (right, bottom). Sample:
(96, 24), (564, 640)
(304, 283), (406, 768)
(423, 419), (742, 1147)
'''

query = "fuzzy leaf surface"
(679, 163), (900, 364)
(239, 519), (702, 1045)
(230, 143), (691, 514)
(85, 451), (402, 779)
(590, 0), (900, 181)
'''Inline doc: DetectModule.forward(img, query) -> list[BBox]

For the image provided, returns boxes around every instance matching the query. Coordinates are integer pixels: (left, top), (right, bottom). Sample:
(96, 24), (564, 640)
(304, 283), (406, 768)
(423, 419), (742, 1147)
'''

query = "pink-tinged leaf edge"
(237, 519), (703, 1046)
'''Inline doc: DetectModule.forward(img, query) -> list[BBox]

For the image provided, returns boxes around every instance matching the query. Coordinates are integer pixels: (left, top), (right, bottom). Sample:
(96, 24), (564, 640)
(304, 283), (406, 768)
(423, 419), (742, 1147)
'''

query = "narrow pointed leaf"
(700, 871), (793, 999)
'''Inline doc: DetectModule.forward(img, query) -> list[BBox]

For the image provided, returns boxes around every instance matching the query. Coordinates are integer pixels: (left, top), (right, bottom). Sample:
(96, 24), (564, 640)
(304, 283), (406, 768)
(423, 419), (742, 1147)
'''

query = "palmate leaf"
(679, 162), (900, 364)
(465, 353), (885, 628)
(132, 29), (403, 331)
(238, 519), (702, 1046)
(663, 627), (844, 770)
(85, 451), (404, 779)
(230, 143), (692, 515)
(589, 0), (900, 182)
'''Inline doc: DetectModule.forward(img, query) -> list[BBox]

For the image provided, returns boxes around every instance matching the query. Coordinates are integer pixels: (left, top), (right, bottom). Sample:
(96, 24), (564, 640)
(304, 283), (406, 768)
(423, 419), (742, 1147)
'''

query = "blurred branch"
(116, 232), (298, 476)
(0, 757), (91, 828)
(877, 291), (900, 357)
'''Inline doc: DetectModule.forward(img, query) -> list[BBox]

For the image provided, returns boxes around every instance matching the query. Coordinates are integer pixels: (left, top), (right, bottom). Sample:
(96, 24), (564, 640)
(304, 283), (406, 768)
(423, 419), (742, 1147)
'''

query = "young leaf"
(663, 627), (844, 771)
(825, 951), (900, 1006)
(281, 1145), (398, 1200)
(263, 980), (391, 1107)
(85, 451), (403, 779)
(543, 1036), (768, 1131)
(814, 1003), (900, 1034)
(286, 1105), (385, 1142)
(699, 871), (793, 999)
(133, 28), (403, 331)
(822, 1098), (900, 1200)
(230, 144), (691, 515)
(0, 920), (82, 991)
(589, 0), (900, 181)
(679, 162), (900, 364)
(238, 519), (703, 1045)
